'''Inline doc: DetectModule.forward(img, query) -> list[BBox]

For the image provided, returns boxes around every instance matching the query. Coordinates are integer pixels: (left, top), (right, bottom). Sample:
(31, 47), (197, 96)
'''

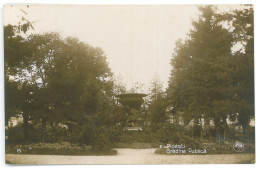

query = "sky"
(3, 5), (242, 92)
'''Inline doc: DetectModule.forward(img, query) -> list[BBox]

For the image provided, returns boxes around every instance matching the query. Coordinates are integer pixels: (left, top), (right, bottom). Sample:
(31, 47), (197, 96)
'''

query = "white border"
(0, 0), (258, 5)
(0, 0), (259, 170)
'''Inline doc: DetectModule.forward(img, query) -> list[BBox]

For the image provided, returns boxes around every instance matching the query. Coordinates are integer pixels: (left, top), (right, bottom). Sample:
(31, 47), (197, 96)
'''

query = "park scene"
(4, 5), (255, 164)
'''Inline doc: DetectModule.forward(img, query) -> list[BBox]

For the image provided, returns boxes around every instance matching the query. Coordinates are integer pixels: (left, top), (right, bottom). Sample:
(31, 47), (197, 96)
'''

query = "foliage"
(5, 23), (119, 149)
(148, 75), (167, 132)
(166, 5), (254, 140)
(6, 125), (24, 143)
(5, 5), (254, 152)
(6, 142), (117, 155)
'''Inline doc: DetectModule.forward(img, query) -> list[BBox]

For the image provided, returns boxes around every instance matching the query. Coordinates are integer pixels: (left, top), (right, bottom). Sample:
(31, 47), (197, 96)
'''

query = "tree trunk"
(223, 129), (226, 143)
(42, 117), (46, 142)
(23, 114), (29, 143)
(192, 128), (194, 139)
(218, 131), (221, 146)
(50, 121), (55, 143)
(248, 125), (250, 151)
(200, 118), (203, 141)
(213, 117), (220, 145)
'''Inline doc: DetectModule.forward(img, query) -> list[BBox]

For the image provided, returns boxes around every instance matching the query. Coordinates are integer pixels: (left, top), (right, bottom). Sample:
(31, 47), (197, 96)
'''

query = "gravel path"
(5, 149), (255, 164)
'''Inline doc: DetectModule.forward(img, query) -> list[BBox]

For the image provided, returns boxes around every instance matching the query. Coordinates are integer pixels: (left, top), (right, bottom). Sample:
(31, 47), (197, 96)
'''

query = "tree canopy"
(167, 5), (254, 136)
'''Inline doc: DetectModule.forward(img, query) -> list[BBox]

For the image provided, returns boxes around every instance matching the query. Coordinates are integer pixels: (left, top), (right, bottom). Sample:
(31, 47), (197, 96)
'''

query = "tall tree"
(167, 5), (254, 142)
(4, 18), (34, 142)
(148, 75), (167, 132)
(167, 6), (236, 139)
(221, 6), (254, 135)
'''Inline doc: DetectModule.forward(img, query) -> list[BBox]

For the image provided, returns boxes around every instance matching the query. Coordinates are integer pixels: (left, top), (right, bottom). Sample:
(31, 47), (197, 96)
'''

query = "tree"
(4, 15), (35, 142)
(221, 6), (254, 138)
(167, 5), (241, 141)
(113, 75), (127, 95)
(5, 27), (118, 146)
(148, 75), (167, 132)
(129, 81), (145, 93)
(47, 37), (115, 148)
(167, 5), (254, 143)
(4, 5), (119, 147)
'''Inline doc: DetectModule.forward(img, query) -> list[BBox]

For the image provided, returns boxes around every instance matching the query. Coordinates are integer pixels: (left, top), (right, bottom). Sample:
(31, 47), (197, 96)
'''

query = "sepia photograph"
(3, 3), (255, 164)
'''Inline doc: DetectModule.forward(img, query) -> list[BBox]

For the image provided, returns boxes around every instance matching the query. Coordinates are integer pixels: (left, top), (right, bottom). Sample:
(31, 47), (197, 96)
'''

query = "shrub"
(6, 142), (117, 155)
(6, 125), (24, 143)
(132, 142), (152, 149)
(154, 148), (166, 154)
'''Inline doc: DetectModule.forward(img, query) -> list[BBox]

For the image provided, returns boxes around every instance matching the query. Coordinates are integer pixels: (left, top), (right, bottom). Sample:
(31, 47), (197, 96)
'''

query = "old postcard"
(4, 4), (255, 164)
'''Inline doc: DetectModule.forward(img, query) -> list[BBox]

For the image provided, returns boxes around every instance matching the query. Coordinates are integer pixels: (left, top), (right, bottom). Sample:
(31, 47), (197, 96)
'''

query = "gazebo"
(116, 93), (147, 109)
(116, 93), (147, 130)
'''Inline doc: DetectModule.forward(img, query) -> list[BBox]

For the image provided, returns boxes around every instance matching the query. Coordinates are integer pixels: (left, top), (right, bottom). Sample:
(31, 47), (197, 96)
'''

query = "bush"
(118, 130), (156, 143)
(113, 142), (163, 149)
(155, 124), (181, 143)
(179, 135), (202, 148)
(6, 142), (117, 155)
(154, 148), (166, 154)
(132, 142), (152, 149)
(6, 125), (24, 144)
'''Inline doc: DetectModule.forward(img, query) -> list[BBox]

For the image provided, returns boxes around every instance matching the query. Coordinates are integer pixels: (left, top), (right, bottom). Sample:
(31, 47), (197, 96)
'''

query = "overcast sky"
(4, 5), (241, 92)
